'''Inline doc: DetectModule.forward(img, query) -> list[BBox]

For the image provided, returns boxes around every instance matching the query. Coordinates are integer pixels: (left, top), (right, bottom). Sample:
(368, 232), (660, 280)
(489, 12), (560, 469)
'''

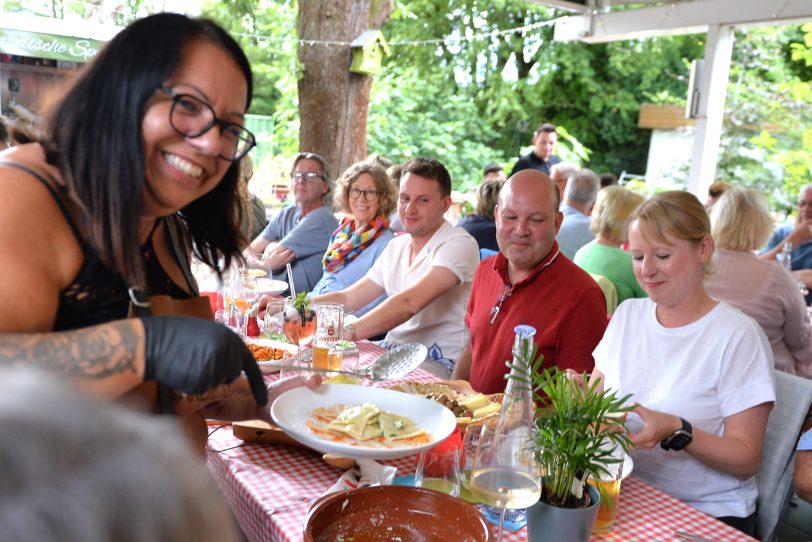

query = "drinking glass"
(415, 444), (462, 497)
(469, 425), (541, 542)
(326, 341), (360, 384)
(312, 303), (344, 372)
(589, 442), (625, 533)
(282, 297), (316, 370)
(279, 348), (312, 379)
(460, 424), (487, 492)
(261, 298), (286, 338)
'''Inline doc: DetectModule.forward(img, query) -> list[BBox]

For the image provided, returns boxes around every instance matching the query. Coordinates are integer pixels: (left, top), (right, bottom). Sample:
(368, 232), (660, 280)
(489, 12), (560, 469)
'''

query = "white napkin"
(324, 458), (397, 495)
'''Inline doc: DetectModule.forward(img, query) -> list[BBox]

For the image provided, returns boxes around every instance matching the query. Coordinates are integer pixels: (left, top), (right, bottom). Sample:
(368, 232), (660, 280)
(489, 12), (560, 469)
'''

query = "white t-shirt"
(366, 221), (479, 366)
(594, 298), (776, 518)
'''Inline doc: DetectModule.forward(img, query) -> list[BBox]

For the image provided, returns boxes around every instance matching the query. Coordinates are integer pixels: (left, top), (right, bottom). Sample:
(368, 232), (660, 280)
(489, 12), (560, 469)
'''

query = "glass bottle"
(496, 324), (537, 435)
(781, 242), (793, 271)
(245, 307), (261, 338)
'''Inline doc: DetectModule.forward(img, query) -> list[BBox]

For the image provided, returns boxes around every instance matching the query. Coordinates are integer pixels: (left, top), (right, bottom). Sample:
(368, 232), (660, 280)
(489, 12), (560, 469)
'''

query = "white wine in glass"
(469, 428), (541, 542)
(468, 467), (541, 509)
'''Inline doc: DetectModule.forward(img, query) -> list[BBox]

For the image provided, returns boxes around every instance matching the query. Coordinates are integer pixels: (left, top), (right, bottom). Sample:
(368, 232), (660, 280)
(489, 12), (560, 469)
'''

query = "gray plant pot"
(526, 484), (600, 542)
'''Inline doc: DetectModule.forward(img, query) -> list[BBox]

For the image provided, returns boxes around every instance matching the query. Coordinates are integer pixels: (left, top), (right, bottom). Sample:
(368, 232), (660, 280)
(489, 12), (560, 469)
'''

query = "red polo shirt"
(467, 242), (607, 394)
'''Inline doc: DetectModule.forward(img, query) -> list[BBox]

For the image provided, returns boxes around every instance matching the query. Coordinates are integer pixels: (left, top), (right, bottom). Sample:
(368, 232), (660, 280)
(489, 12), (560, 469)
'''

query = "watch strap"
(660, 418), (692, 451)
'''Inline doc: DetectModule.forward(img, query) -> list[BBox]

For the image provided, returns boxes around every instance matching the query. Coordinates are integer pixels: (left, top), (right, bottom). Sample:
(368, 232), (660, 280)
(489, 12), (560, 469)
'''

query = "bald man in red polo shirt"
(451, 170), (608, 394)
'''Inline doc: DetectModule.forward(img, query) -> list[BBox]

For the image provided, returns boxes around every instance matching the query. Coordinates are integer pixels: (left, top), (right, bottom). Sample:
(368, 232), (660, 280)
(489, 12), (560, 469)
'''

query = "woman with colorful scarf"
(310, 160), (397, 316)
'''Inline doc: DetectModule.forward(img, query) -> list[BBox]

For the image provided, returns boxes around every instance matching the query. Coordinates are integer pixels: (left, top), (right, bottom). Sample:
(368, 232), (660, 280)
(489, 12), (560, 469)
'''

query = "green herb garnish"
(292, 292), (312, 324)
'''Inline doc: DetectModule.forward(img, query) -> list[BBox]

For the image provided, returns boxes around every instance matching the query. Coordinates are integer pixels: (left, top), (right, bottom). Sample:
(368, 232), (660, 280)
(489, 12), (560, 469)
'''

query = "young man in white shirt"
(315, 157), (479, 377)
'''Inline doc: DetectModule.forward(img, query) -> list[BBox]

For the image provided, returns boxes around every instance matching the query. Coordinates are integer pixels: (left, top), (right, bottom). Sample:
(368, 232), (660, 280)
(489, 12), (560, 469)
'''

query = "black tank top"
(1, 162), (193, 331)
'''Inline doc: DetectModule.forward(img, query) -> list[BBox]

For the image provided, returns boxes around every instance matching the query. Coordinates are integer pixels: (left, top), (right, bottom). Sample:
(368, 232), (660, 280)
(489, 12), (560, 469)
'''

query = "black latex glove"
(141, 316), (267, 406)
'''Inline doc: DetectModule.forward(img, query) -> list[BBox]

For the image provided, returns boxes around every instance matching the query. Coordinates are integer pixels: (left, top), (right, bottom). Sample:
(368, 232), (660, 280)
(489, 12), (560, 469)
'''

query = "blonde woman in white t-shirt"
(589, 191), (775, 536)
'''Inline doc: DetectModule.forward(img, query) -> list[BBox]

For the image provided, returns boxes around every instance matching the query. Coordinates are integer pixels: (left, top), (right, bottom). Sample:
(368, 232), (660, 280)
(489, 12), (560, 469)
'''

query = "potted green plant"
(517, 357), (634, 542)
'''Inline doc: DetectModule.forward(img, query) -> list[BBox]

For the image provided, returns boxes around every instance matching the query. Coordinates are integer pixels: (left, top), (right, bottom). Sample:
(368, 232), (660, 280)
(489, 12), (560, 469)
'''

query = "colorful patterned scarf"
(323, 214), (390, 273)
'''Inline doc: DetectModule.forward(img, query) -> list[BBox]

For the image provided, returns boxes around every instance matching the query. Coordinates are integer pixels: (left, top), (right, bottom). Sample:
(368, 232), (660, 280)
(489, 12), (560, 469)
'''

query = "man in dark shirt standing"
(509, 123), (561, 176)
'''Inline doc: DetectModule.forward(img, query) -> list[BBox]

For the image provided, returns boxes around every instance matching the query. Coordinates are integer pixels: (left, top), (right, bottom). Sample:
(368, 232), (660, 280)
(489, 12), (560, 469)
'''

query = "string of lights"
(11, 1), (562, 50)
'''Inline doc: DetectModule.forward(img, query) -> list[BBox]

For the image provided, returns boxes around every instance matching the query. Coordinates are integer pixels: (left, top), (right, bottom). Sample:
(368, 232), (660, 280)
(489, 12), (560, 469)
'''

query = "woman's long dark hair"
(42, 13), (253, 287)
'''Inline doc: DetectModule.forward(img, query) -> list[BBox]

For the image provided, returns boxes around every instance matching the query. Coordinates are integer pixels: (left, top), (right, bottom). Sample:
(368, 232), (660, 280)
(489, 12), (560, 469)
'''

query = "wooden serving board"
(232, 420), (359, 471)
(231, 419), (307, 448)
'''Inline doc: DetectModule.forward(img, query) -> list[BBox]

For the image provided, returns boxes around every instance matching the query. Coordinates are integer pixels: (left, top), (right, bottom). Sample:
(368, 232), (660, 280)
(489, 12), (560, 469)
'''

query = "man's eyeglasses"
(349, 187), (379, 200)
(290, 171), (325, 183)
(159, 86), (255, 162)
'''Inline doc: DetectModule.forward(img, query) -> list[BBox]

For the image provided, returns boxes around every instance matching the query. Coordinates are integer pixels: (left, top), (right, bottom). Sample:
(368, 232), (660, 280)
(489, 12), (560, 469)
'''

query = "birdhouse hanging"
(349, 29), (391, 76)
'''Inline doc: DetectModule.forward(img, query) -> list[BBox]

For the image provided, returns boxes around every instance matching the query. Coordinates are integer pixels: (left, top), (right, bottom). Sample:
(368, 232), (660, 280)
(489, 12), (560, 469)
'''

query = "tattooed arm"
(0, 320), (147, 399)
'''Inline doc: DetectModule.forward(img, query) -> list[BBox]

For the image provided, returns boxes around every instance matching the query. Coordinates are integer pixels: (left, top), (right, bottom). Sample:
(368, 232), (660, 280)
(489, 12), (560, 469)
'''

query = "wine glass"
(468, 425), (541, 542)
(281, 296), (316, 374)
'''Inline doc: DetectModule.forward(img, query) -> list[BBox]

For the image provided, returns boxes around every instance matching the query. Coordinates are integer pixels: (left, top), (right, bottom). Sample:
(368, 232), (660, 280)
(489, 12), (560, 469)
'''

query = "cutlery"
(265, 343), (428, 382)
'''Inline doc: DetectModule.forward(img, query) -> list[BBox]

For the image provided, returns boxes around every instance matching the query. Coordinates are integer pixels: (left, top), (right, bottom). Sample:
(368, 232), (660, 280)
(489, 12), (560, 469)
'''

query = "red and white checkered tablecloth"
(207, 341), (756, 542)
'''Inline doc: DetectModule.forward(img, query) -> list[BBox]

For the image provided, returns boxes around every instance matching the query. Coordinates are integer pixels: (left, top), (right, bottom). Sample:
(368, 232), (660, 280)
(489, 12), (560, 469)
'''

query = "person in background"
(311, 160), (396, 317)
(457, 178), (502, 252)
(549, 161), (578, 203)
(482, 162), (506, 182)
(0, 368), (241, 542)
(509, 122), (561, 176)
(0, 14), (284, 430)
(452, 170), (607, 393)
(574, 185), (647, 306)
(314, 157), (479, 377)
(600, 172), (618, 188)
(795, 428), (812, 503)
(590, 191), (775, 536)
(387, 163), (404, 233)
(0, 115), (10, 149)
(9, 121), (36, 145)
(556, 168), (600, 259)
(704, 181), (731, 211)
(760, 183), (812, 305)
(706, 187), (812, 377)
(237, 154), (267, 246)
(248, 152), (337, 293)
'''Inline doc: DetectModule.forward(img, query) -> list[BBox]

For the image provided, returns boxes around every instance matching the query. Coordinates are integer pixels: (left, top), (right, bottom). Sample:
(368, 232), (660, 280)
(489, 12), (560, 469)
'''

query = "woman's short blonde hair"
(630, 191), (710, 246)
(333, 160), (398, 218)
(710, 187), (773, 252)
(590, 186), (645, 242)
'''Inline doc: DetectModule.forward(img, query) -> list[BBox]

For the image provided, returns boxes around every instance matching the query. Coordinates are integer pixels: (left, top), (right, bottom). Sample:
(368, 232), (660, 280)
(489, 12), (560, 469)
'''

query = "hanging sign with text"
(0, 28), (105, 63)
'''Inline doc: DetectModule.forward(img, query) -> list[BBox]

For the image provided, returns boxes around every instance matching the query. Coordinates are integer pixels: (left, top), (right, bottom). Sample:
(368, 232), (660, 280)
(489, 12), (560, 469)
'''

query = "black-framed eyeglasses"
(349, 187), (380, 200)
(290, 171), (324, 183)
(158, 86), (255, 162)
(489, 284), (514, 325)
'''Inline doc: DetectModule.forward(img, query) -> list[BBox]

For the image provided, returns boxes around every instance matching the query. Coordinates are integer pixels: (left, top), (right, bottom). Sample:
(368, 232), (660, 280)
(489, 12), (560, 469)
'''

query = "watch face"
(667, 430), (692, 451)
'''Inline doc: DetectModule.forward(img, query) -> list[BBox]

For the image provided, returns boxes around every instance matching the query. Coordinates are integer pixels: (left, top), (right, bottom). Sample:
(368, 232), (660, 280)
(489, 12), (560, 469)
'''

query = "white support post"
(686, 24), (734, 198)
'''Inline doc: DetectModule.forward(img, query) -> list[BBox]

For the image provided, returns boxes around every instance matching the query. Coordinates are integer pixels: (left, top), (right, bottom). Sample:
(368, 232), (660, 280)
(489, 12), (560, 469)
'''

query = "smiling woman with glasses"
(0, 14), (305, 448)
(309, 159), (398, 317)
(159, 85), (256, 162)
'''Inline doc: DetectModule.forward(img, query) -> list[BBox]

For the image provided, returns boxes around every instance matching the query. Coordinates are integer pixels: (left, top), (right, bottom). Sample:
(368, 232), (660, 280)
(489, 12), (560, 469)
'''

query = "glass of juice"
(589, 440), (625, 533)
(325, 341), (359, 383)
(312, 303), (344, 372)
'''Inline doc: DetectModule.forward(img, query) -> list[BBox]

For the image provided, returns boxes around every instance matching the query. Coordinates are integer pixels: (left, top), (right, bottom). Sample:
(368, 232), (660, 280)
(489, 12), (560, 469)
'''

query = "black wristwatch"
(660, 418), (693, 451)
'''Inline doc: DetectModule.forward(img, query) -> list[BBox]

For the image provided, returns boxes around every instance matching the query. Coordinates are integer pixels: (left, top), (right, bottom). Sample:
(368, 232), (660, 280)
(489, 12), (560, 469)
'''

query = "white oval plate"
(244, 338), (297, 372)
(271, 384), (456, 459)
(621, 453), (634, 481)
(254, 278), (289, 297)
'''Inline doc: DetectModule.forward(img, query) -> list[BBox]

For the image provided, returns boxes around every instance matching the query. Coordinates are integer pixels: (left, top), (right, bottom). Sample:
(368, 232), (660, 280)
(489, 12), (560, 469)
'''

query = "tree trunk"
(297, 0), (393, 183)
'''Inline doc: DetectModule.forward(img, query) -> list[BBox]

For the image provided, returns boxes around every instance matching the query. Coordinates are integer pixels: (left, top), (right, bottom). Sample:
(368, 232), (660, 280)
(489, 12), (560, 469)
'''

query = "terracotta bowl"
(304, 485), (490, 542)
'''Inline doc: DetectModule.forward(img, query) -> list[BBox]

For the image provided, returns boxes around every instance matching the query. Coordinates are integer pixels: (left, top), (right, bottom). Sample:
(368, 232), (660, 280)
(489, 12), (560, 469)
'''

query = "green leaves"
(530, 367), (634, 508)
(292, 291), (311, 314)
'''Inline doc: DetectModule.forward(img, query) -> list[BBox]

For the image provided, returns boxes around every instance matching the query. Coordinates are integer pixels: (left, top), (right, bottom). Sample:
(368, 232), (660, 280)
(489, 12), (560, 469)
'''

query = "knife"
(673, 530), (718, 542)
